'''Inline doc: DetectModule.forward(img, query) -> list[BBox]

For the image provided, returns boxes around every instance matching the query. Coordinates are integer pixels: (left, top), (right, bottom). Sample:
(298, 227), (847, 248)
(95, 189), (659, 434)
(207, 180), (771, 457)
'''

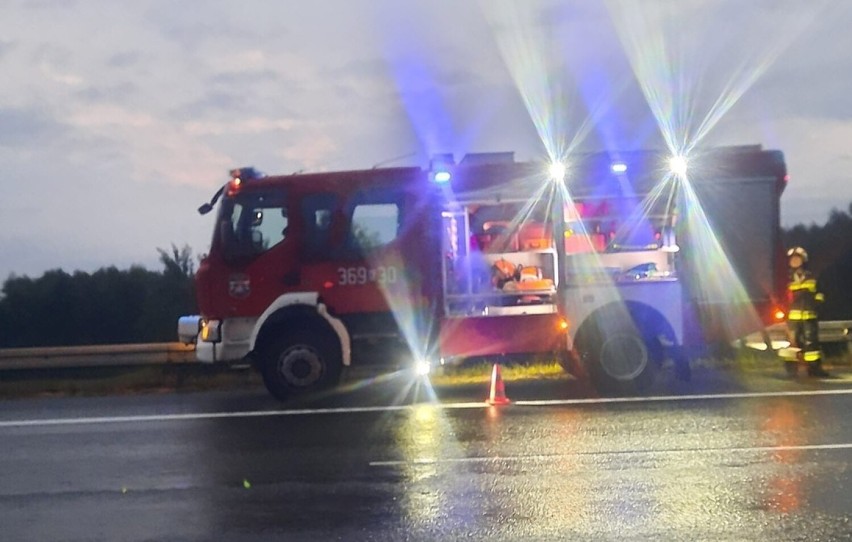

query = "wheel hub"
(599, 333), (648, 381)
(277, 345), (324, 387)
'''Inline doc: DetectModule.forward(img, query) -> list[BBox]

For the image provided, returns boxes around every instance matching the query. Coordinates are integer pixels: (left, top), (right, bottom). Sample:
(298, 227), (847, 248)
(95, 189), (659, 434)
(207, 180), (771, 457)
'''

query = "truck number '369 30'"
(337, 266), (399, 286)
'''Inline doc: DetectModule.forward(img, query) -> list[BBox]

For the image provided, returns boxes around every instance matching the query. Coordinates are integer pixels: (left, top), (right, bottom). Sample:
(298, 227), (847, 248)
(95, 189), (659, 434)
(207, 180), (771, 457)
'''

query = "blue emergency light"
(433, 170), (452, 184)
(430, 153), (455, 184)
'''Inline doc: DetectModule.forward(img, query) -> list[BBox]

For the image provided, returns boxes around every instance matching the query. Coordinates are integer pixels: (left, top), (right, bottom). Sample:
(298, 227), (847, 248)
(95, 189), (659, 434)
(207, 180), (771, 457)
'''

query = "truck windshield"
(219, 191), (288, 261)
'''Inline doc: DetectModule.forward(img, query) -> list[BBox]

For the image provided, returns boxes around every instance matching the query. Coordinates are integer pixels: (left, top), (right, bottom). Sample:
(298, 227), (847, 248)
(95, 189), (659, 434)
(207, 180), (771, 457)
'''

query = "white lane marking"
(0, 402), (487, 429)
(369, 442), (852, 467)
(1, 387), (852, 429)
(513, 387), (852, 407)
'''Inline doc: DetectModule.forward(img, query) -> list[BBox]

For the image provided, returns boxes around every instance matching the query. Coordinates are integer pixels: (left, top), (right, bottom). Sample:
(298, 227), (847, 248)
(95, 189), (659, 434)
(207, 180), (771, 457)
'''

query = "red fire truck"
(178, 145), (788, 398)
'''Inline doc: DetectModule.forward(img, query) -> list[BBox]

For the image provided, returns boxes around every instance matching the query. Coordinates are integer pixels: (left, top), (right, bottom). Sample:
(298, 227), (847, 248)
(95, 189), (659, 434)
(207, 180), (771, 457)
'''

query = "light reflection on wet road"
(1, 370), (851, 540)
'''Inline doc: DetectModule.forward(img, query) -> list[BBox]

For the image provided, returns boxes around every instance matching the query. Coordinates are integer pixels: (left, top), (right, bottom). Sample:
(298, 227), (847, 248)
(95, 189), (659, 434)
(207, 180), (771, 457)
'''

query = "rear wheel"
(575, 311), (658, 395)
(260, 329), (342, 401)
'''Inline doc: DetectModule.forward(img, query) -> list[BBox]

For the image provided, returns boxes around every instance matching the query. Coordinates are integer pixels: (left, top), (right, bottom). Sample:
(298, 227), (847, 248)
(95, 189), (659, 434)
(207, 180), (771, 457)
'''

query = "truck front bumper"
(194, 316), (256, 363)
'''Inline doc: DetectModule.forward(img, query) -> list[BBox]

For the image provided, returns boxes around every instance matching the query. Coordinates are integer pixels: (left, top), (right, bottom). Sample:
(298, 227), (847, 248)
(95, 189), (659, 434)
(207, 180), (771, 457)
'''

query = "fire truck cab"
(180, 145), (787, 399)
(187, 165), (442, 399)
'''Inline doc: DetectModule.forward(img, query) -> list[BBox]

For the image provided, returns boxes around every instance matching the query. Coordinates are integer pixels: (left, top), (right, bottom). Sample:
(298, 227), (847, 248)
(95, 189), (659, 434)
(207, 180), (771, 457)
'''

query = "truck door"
(300, 187), (432, 341)
(206, 188), (301, 318)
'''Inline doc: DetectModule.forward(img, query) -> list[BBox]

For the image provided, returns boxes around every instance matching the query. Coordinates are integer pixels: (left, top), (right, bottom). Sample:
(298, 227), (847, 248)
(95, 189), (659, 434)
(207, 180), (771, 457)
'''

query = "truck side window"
(350, 203), (400, 252)
(223, 191), (287, 260)
(249, 202), (288, 250)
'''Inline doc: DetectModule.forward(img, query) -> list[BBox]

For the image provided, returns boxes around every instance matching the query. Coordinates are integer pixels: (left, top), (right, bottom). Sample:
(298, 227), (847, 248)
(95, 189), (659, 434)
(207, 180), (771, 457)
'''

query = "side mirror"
(198, 203), (214, 215)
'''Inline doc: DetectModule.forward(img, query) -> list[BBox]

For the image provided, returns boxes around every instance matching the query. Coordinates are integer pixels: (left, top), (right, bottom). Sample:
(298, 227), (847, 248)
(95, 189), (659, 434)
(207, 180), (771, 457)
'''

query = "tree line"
(0, 245), (196, 348)
(782, 203), (852, 321)
(0, 205), (850, 348)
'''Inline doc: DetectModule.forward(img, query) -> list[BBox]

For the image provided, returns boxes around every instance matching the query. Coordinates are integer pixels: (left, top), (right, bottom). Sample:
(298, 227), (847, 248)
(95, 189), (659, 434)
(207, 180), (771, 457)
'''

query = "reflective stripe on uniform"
(788, 310), (818, 320)
(803, 350), (822, 362)
(816, 293), (825, 302)
(788, 279), (818, 292)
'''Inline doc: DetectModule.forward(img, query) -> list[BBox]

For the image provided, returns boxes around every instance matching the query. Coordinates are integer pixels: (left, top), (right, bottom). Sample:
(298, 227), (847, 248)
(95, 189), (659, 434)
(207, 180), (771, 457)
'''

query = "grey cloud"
(208, 69), (280, 87)
(331, 57), (388, 79)
(0, 108), (66, 147)
(106, 51), (143, 68)
(750, 46), (852, 118)
(0, 40), (15, 60)
(782, 195), (850, 227)
(174, 90), (248, 118)
(435, 68), (479, 88)
(154, 21), (219, 50)
(748, 0), (814, 14)
(145, 5), (265, 52)
(332, 57), (475, 88)
(23, 0), (78, 10)
(74, 82), (138, 103)
(765, 78), (852, 120)
(536, 1), (609, 27)
(31, 43), (71, 65)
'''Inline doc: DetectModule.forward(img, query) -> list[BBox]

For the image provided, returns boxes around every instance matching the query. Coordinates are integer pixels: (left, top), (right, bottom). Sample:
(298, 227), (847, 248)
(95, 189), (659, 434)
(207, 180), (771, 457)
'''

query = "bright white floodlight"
(548, 162), (566, 182)
(669, 155), (688, 177)
(414, 358), (432, 376)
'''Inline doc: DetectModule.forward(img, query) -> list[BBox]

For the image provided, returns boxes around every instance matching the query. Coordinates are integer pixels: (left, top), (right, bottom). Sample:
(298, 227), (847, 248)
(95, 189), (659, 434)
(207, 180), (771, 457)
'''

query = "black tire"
(575, 312), (658, 395)
(259, 329), (342, 401)
(559, 349), (590, 382)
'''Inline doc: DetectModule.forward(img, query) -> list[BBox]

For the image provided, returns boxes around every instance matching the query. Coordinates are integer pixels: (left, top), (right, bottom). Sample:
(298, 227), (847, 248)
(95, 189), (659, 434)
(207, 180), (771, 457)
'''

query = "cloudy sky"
(1, 0), (850, 279)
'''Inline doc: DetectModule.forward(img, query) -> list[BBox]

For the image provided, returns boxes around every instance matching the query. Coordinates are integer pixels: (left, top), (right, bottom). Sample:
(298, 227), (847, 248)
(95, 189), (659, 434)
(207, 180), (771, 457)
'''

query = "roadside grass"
(0, 365), (261, 399)
(1, 344), (847, 399)
(430, 360), (567, 386)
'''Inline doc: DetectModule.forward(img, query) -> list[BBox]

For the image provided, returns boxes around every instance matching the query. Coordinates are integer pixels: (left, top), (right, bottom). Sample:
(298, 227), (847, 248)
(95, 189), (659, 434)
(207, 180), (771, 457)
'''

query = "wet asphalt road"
(2, 366), (852, 541)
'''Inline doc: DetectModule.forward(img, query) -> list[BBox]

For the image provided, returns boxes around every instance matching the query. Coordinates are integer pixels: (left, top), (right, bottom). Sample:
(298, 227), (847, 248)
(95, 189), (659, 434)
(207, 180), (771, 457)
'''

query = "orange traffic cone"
(488, 363), (511, 405)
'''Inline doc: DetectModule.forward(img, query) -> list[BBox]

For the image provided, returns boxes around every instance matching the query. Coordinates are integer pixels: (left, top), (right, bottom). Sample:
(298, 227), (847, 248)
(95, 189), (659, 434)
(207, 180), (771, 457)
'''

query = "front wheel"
(260, 329), (342, 401)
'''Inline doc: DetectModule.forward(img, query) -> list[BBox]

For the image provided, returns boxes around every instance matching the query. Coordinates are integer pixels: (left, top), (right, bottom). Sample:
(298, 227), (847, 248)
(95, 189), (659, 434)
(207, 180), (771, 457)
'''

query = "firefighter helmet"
(787, 246), (808, 263)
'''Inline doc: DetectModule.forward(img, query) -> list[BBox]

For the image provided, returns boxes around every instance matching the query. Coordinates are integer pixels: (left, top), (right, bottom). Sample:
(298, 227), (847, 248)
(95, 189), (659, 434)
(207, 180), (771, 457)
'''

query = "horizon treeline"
(782, 203), (852, 321)
(1, 206), (851, 348)
(0, 245), (195, 348)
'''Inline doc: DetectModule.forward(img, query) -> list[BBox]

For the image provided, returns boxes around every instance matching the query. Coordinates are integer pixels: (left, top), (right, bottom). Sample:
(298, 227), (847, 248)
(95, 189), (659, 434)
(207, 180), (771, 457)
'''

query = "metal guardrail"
(765, 320), (851, 343)
(0, 321), (848, 371)
(0, 343), (196, 371)
(744, 320), (851, 352)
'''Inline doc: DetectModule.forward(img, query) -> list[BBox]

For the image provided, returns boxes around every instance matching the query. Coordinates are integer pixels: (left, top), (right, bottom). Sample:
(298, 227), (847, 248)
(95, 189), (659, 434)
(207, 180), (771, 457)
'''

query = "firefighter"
(784, 246), (829, 377)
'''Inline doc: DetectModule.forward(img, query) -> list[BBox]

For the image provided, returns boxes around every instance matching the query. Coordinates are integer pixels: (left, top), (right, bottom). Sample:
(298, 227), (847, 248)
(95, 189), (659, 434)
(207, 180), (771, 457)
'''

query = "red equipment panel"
(438, 313), (565, 358)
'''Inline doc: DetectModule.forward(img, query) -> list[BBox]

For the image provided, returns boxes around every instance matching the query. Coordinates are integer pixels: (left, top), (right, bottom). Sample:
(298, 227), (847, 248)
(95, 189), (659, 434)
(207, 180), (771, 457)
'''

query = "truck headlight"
(200, 319), (222, 343)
